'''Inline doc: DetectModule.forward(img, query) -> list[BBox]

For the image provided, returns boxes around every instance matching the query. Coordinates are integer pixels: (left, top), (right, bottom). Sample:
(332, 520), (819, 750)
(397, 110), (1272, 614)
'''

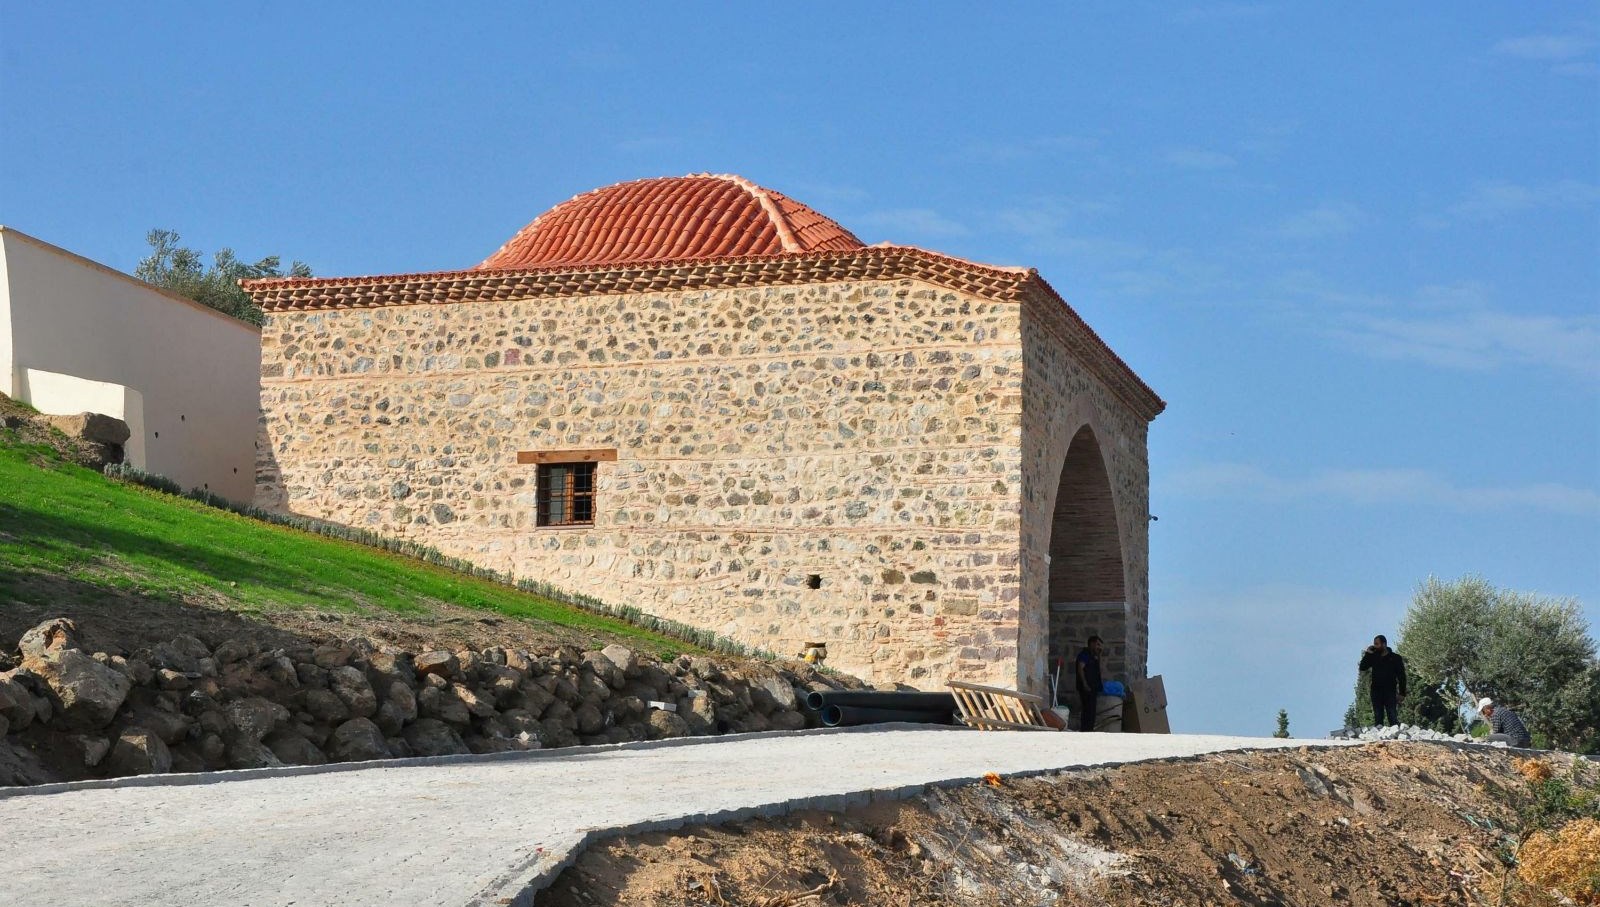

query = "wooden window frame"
(536, 462), (596, 527)
(524, 449), (615, 528)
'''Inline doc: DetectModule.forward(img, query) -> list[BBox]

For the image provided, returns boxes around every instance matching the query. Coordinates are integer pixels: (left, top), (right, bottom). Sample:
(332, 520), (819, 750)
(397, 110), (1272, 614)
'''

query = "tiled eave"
(243, 246), (1165, 421)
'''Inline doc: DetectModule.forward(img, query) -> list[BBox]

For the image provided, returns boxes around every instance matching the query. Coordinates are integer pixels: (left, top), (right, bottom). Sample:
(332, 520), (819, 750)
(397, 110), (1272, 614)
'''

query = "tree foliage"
(1398, 576), (1598, 752)
(1274, 708), (1291, 738)
(134, 229), (310, 326)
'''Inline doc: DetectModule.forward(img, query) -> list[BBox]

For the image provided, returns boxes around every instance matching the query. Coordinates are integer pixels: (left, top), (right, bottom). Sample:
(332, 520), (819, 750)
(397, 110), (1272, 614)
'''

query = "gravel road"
(0, 725), (1345, 906)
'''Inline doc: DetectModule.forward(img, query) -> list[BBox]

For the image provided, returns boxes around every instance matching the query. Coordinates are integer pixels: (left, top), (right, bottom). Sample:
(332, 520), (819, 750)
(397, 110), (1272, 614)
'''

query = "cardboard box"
(1122, 675), (1170, 734)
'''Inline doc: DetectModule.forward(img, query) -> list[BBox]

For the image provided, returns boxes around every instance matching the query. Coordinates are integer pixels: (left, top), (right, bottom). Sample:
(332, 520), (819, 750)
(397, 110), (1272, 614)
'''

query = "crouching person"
(1477, 698), (1533, 748)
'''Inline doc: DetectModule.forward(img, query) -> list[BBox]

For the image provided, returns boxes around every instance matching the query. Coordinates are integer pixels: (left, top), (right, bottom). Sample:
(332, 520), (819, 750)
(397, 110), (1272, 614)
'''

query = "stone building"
(245, 175), (1164, 695)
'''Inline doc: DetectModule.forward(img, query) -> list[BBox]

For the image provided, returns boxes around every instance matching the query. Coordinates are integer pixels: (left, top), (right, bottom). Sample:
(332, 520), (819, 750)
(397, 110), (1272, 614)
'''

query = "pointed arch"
(1046, 424), (1129, 698)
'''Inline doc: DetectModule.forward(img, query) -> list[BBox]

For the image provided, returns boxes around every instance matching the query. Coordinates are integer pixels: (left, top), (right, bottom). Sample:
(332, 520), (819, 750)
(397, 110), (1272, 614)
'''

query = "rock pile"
(1327, 724), (1482, 744)
(1, 618), (847, 785)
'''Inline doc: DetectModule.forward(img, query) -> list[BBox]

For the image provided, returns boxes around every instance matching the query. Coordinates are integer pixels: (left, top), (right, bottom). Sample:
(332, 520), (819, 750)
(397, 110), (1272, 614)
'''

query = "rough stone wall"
(1018, 296), (1152, 698)
(259, 279), (1025, 688)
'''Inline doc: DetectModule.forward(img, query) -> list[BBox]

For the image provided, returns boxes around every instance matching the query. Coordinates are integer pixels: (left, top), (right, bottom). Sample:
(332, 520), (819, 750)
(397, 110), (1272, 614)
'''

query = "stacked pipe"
(806, 690), (957, 728)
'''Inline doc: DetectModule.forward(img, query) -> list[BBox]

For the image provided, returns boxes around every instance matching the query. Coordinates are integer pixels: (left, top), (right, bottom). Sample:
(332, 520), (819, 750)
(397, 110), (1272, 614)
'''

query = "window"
(537, 462), (596, 527)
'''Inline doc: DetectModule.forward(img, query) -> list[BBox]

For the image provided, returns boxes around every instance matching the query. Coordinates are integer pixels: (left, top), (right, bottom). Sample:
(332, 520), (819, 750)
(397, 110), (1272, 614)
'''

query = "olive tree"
(135, 229), (311, 325)
(1398, 576), (1598, 752)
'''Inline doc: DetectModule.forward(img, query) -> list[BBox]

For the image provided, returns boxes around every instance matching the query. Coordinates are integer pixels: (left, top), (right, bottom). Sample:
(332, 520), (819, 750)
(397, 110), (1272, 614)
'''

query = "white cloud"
(1272, 277), (1600, 382)
(1163, 148), (1238, 170)
(989, 199), (1118, 238)
(1169, 462), (1600, 517)
(1274, 202), (1364, 239)
(854, 208), (970, 239)
(1325, 302), (1600, 380)
(985, 204), (1237, 299)
(1426, 180), (1600, 226)
(1492, 33), (1597, 61)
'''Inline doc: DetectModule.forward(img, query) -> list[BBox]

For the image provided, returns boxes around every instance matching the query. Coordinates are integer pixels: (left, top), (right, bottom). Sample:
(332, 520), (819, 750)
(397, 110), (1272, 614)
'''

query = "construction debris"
(1328, 724), (1483, 744)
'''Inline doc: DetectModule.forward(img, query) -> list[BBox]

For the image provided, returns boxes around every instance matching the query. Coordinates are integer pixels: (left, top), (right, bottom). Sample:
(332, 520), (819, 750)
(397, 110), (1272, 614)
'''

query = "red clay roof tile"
(475, 174), (864, 269)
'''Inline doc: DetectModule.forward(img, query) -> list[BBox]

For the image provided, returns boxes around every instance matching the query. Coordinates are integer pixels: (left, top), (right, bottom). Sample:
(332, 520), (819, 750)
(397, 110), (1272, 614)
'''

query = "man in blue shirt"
(1074, 635), (1104, 732)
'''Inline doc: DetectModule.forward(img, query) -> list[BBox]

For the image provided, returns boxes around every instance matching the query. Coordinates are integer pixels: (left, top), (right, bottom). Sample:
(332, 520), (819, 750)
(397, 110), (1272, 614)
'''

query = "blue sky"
(4, 4), (1596, 737)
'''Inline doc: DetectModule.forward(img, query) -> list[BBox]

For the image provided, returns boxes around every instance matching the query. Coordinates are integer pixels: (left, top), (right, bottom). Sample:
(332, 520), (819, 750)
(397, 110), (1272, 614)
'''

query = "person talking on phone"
(1358, 634), (1407, 726)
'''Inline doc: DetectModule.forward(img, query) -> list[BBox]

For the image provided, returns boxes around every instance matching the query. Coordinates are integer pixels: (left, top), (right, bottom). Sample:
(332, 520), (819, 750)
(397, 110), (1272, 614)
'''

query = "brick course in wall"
(253, 250), (1159, 692)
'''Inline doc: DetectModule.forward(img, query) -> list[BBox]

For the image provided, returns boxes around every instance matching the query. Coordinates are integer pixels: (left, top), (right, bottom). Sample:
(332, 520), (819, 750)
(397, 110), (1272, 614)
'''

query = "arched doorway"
(1046, 425), (1127, 701)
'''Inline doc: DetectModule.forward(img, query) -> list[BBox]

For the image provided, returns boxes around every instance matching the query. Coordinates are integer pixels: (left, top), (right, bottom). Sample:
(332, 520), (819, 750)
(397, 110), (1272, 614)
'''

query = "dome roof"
(476, 174), (865, 270)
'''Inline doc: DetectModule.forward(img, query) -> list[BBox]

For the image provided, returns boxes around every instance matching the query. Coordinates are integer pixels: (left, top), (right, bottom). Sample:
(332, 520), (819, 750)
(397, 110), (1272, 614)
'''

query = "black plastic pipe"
(804, 690), (957, 712)
(819, 704), (953, 728)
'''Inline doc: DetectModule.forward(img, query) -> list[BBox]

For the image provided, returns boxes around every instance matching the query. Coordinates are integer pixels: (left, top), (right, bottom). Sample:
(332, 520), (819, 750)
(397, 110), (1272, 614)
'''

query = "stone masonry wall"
(1018, 297), (1152, 698)
(259, 279), (1026, 688)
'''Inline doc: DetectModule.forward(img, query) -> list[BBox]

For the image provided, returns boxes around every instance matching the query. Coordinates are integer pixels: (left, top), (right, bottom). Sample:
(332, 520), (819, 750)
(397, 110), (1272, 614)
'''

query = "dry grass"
(1515, 756), (1555, 785)
(1517, 817), (1600, 905)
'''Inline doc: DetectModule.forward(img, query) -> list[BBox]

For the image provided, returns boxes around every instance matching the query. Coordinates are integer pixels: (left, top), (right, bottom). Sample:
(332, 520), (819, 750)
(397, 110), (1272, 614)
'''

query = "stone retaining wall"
(0, 618), (843, 785)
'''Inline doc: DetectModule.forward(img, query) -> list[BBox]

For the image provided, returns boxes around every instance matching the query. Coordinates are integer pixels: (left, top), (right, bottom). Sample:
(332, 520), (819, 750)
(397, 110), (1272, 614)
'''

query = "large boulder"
(599, 645), (639, 677)
(225, 696), (290, 743)
(42, 412), (129, 465)
(18, 618), (82, 660)
(451, 683), (497, 719)
(264, 730), (327, 766)
(646, 709), (691, 739)
(328, 666), (377, 718)
(226, 738), (283, 770)
(769, 709), (808, 731)
(414, 651), (459, 680)
(19, 620), (131, 731)
(63, 734), (111, 768)
(104, 729), (172, 776)
(0, 673), (34, 731)
(118, 704), (191, 745)
(418, 686), (470, 726)
(149, 635), (212, 675)
(367, 651), (416, 687)
(43, 412), (130, 446)
(480, 664), (525, 706)
(573, 702), (606, 736)
(301, 689), (349, 724)
(0, 739), (59, 787)
(402, 718), (469, 757)
(680, 693), (717, 735)
(326, 718), (390, 762)
(747, 669), (800, 712)
(385, 681), (418, 724)
(212, 638), (257, 666)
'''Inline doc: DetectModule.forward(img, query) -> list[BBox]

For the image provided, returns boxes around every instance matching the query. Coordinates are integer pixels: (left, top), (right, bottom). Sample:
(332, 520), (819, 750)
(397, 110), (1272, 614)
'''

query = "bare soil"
(543, 743), (1593, 907)
(0, 570), (631, 662)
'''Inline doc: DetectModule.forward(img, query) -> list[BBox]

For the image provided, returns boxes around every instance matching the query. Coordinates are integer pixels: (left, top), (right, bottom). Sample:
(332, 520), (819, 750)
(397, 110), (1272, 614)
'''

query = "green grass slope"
(0, 430), (692, 658)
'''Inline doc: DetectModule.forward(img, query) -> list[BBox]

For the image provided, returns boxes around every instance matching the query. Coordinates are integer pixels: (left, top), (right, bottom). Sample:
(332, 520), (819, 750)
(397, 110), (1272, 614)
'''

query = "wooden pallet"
(947, 680), (1057, 731)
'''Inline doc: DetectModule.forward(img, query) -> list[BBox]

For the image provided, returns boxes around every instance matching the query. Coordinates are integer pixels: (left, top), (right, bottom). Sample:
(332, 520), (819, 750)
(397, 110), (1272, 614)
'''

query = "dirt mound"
(543, 743), (1598, 906)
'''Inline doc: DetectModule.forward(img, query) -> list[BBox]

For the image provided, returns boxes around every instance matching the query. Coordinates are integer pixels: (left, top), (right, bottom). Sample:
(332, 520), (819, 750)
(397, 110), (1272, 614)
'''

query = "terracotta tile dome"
(476, 174), (865, 270)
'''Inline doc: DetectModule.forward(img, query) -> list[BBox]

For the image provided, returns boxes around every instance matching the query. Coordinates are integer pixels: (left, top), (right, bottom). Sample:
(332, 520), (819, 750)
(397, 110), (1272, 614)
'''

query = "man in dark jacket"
(1358, 635), (1407, 726)
(1074, 636), (1104, 732)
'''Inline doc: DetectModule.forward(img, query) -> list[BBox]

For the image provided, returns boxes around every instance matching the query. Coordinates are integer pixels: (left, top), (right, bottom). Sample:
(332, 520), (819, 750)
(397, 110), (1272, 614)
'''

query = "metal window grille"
(536, 462), (596, 527)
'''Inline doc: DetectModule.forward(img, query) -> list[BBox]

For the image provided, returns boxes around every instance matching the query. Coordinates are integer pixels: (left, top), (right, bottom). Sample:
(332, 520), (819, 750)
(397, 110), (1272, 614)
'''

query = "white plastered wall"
(0, 226), (260, 501)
